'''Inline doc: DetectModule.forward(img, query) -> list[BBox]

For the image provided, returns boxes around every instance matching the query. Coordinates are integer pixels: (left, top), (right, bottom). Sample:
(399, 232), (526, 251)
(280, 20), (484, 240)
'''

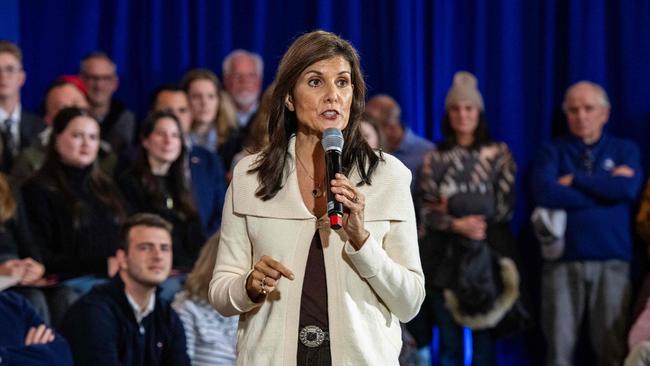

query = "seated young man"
(0, 290), (72, 365)
(60, 213), (190, 366)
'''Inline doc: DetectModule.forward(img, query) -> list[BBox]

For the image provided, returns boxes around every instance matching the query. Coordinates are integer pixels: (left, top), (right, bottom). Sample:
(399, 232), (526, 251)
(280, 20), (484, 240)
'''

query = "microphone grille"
(321, 128), (344, 152)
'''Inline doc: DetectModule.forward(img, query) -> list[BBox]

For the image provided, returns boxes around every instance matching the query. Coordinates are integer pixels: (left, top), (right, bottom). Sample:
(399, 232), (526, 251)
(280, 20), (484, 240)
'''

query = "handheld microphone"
(321, 128), (344, 229)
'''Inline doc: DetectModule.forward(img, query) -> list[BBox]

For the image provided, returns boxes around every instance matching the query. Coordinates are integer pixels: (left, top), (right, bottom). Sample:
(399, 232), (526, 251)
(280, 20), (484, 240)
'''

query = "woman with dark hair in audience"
(182, 68), (237, 155)
(118, 110), (205, 298)
(21, 106), (127, 326)
(416, 71), (521, 366)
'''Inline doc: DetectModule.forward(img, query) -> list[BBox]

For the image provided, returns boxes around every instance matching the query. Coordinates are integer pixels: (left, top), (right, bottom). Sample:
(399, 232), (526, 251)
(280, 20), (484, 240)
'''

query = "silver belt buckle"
(299, 325), (328, 348)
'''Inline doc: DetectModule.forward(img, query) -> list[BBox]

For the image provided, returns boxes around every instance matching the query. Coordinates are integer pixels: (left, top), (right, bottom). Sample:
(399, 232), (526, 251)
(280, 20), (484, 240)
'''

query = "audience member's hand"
(107, 256), (119, 277)
(428, 196), (449, 214)
(19, 258), (45, 285)
(558, 174), (574, 186)
(246, 255), (294, 303)
(24, 324), (55, 345)
(0, 259), (26, 279)
(452, 215), (487, 241)
(612, 165), (635, 177)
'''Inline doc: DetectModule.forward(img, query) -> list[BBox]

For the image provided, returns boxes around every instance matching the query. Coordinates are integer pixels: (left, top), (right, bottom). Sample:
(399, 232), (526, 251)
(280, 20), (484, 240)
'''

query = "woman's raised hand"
(246, 255), (295, 302)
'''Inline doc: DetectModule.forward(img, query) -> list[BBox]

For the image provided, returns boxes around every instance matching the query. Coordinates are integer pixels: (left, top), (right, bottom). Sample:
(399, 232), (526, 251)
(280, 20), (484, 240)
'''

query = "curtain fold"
(4, 0), (647, 250)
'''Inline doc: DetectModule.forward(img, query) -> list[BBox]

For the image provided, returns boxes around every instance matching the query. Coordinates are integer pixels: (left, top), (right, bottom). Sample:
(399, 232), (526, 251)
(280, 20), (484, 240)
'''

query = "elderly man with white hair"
(219, 49), (264, 172)
(532, 81), (643, 366)
(222, 49), (263, 128)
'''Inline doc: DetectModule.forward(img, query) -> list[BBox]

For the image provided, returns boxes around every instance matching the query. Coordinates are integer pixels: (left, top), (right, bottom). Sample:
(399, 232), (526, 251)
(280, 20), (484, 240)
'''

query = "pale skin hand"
(18, 258), (45, 285)
(451, 215), (487, 241)
(0, 259), (45, 285)
(558, 174), (574, 186)
(0, 259), (26, 279)
(612, 165), (634, 177)
(246, 255), (295, 303)
(424, 196), (486, 240)
(330, 173), (370, 249)
(24, 324), (55, 345)
(428, 196), (449, 214)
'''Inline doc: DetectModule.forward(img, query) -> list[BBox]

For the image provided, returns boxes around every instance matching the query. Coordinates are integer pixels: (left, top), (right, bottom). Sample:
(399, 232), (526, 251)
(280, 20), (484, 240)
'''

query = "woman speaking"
(209, 30), (424, 365)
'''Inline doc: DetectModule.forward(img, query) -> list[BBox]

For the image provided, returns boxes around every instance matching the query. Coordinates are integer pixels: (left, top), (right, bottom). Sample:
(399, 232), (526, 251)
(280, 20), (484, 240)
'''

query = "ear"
(111, 75), (120, 92)
(285, 94), (294, 111)
(17, 70), (26, 89)
(142, 136), (151, 151)
(116, 249), (128, 270)
(602, 107), (611, 125)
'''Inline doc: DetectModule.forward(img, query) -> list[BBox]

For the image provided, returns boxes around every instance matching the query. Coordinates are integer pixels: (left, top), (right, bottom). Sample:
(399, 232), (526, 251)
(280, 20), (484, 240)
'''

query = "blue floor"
(425, 327), (532, 366)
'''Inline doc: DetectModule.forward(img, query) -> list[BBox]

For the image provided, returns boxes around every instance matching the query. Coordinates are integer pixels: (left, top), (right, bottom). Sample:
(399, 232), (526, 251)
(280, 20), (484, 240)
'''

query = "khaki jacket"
(209, 138), (425, 365)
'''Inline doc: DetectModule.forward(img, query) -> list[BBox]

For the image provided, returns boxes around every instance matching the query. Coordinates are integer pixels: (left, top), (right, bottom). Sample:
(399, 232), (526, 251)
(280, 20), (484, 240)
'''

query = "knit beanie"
(444, 71), (484, 111)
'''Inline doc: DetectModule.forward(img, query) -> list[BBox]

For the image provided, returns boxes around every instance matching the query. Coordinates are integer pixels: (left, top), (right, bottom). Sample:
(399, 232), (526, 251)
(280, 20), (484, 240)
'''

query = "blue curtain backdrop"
(1, 0), (649, 174)
(3, 0), (650, 364)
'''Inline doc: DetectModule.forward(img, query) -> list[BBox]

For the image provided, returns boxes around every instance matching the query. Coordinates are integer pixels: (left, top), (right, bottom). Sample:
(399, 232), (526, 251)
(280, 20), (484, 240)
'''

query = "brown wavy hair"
(251, 30), (381, 200)
(243, 83), (274, 154)
(185, 232), (220, 301)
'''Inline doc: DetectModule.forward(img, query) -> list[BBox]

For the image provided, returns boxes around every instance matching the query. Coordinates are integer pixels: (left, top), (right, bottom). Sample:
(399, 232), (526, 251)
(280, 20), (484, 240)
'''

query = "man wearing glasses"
(0, 41), (45, 173)
(79, 52), (136, 153)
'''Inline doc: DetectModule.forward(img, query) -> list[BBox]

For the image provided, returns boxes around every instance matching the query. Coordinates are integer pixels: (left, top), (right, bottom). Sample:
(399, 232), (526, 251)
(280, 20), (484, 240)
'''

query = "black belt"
(299, 325), (329, 348)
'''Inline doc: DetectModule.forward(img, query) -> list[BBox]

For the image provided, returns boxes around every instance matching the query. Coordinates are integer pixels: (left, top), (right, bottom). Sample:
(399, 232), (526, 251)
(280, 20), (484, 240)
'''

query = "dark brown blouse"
(299, 231), (329, 329)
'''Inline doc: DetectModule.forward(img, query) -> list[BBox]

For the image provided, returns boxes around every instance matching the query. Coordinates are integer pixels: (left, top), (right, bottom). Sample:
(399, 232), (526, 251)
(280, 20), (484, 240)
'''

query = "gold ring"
(260, 277), (267, 295)
(352, 195), (359, 203)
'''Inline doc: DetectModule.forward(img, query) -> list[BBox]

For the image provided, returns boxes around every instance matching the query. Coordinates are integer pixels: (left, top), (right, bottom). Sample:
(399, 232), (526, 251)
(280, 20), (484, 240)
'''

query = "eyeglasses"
(80, 72), (115, 83)
(230, 72), (259, 83)
(0, 65), (22, 75)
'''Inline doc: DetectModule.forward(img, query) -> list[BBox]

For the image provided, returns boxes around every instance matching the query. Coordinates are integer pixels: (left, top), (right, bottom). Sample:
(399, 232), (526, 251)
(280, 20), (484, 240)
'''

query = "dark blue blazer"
(18, 111), (46, 150)
(0, 291), (73, 366)
(189, 145), (226, 237)
(60, 276), (190, 366)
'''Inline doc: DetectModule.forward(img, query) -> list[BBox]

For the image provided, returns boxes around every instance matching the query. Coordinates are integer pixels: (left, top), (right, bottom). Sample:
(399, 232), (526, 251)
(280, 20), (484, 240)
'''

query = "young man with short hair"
(0, 40), (45, 173)
(61, 213), (190, 366)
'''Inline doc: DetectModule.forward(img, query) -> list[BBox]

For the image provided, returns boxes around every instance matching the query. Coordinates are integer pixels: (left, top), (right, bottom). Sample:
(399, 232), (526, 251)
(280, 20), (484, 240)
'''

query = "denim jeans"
(431, 291), (495, 366)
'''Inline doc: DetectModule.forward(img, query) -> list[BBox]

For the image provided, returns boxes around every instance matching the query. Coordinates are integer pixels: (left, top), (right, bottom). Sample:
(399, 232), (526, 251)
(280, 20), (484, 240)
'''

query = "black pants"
(297, 340), (331, 366)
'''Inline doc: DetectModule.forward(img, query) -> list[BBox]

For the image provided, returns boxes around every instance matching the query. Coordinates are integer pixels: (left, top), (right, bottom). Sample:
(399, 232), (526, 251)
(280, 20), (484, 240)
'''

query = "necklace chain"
(296, 156), (324, 198)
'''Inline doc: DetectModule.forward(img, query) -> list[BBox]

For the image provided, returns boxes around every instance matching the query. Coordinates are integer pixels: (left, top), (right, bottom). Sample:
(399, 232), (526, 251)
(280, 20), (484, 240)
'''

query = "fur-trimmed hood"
(444, 257), (520, 330)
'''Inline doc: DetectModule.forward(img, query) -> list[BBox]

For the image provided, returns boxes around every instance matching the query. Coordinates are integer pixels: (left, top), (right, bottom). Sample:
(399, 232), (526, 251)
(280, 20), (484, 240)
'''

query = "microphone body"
(325, 149), (343, 229)
(321, 128), (345, 229)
